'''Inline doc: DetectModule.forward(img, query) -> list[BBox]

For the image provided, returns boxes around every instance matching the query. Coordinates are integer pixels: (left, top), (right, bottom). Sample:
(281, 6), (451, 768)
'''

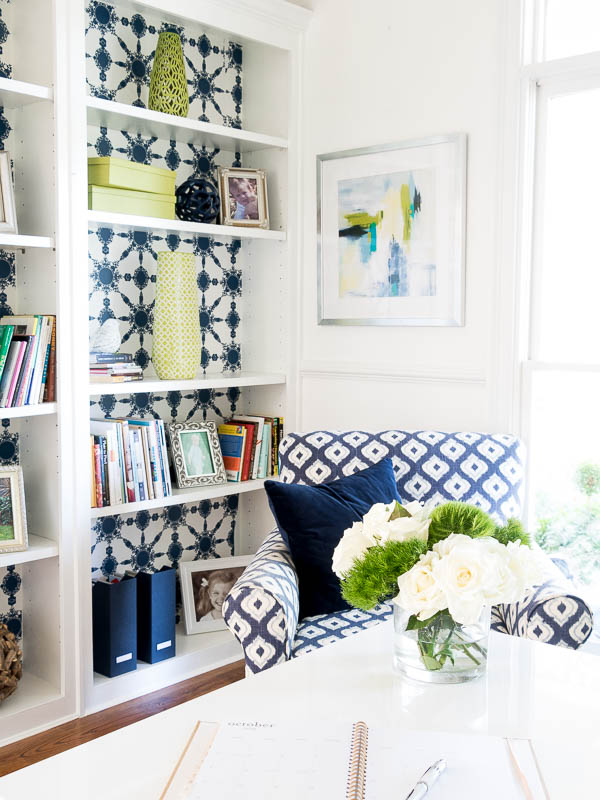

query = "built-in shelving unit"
(0, 234), (55, 249)
(0, 76), (53, 108)
(88, 210), (287, 241)
(0, 536), (59, 569)
(1, 0), (308, 744)
(86, 97), (289, 153)
(89, 372), (286, 396)
(90, 477), (270, 519)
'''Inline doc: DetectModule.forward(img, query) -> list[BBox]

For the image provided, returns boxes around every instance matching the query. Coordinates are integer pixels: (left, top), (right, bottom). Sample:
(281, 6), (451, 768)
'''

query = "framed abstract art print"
(317, 134), (466, 326)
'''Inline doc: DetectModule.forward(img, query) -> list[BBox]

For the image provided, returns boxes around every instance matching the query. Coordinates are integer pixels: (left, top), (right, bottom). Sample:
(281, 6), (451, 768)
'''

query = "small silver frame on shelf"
(218, 166), (269, 229)
(166, 421), (227, 489)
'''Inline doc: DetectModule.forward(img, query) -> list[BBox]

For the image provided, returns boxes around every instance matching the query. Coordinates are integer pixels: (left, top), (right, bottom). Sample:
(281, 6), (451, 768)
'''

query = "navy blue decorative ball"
(175, 178), (220, 223)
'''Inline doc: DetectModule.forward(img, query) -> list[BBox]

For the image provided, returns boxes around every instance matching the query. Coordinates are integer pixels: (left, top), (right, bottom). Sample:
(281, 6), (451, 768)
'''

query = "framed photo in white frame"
(0, 466), (28, 555)
(317, 134), (466, 326)
(179, 555), (253, 634)
(0, 152), (18, 234)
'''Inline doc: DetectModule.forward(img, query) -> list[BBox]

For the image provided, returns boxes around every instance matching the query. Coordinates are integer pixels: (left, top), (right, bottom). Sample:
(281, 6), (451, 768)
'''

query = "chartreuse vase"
(393, 604), (490, 684)
(148, 32), (189, 118)
(152, 251), (201, 380)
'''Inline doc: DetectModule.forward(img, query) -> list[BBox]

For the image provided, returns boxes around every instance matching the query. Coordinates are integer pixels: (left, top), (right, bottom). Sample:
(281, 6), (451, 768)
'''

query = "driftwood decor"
(0, 622), (22, 703)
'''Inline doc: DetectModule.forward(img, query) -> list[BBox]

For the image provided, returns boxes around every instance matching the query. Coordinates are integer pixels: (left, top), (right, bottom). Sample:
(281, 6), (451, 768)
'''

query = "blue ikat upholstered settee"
(223, 430), (594, 674)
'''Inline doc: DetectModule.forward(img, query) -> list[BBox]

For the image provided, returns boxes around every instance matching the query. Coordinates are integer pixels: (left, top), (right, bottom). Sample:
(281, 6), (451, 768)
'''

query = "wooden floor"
(0, 660), (245, 778)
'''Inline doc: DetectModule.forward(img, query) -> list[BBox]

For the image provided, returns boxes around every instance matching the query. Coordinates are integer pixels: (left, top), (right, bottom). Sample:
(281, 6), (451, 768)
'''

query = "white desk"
(0, 623), (597, 798)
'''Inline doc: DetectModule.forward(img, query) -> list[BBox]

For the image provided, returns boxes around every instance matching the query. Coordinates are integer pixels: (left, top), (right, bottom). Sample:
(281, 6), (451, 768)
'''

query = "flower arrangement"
(333, 501), (542, 674)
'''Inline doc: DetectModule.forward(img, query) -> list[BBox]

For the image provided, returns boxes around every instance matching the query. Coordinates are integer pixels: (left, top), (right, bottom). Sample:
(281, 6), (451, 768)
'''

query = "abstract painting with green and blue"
(337, 168), (436, 299)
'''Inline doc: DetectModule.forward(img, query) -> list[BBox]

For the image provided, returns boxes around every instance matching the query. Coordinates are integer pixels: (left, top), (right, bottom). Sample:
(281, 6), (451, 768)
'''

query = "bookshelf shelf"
(89, 372), (286, 396)
(0, 402), (57, 420)
(90, 624), (240, 712)
(0, 671), (62, 723)
(0, 76), (53, 109)
(88, 211), (286, 241)
(90, 477), (270, 519)
(86, 97), (288, 153)
(0, 233), (55, 249)
(0, 535), (59, 570)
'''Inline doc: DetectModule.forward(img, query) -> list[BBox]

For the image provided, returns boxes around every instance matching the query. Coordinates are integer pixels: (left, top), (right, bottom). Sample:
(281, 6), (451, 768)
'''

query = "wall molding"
(300, 362), (487, 386)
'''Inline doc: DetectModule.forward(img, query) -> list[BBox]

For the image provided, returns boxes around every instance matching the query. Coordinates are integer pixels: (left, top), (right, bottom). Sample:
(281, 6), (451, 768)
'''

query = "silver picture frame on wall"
(317, 134), (467, 326)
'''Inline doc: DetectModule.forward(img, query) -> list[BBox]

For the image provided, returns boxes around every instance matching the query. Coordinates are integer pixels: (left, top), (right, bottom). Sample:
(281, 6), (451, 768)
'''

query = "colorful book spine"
(4, 341), (26, 407)
(218, 424), (246, 482)
(0, 340), (19, 407)
(94, 437), (103, 508)
(0, 325), (14, 382)
(89, 352), (133, 364)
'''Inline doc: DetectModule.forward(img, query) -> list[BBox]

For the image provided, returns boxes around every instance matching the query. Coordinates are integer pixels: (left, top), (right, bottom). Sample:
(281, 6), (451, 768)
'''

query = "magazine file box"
(92, 576), (137, 678)
(137, 566), (176, 664)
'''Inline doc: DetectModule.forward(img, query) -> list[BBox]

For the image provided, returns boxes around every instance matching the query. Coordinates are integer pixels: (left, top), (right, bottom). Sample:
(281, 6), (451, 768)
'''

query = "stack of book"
(0, 315), (56, 407)
(217, 415), (283, 482)
(90, 352), (143, 384)
(90, 417), (172, 508)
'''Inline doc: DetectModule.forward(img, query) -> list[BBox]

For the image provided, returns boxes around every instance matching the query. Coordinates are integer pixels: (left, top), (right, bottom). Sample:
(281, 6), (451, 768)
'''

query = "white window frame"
(514, 1), (600, 525)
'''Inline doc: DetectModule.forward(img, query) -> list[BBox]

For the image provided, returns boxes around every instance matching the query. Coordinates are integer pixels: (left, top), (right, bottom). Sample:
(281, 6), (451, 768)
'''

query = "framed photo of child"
(179, 555), (253, 634)
(166, 421), (227, 489)
(0, 466), (28, 555)
(218, 167), (269, 229)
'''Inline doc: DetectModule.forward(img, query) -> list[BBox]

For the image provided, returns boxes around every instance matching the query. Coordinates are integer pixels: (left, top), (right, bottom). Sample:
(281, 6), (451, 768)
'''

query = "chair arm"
(223, 529), (300, 674)
(491, 555), (593, 649)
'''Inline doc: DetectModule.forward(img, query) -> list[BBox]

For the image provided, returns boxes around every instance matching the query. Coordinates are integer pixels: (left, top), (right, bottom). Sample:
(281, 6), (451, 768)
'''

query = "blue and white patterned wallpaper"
(86, 2), (249, 581)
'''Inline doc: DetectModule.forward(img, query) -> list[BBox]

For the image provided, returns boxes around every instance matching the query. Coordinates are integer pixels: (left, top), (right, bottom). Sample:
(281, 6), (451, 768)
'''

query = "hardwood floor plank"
(0, 660), (245, 777)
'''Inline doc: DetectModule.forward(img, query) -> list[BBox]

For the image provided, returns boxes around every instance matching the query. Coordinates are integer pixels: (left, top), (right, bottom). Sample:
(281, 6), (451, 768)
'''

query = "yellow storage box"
(88, 185), (176, 220)
(88, 157), (176, 195)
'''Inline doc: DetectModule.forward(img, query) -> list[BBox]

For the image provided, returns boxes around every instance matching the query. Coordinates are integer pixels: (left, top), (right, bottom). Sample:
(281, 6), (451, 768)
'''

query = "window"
(522, 2), (600, 640)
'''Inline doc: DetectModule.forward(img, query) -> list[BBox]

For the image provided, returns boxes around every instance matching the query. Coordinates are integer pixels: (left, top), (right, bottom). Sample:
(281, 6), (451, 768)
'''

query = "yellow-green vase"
(148, 32), (189, 118)
(152, 251), (201, 380)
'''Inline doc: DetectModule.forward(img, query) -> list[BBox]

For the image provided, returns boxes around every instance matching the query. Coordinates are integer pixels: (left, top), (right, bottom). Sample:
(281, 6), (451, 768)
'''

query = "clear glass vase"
(393, 603), (490, 684)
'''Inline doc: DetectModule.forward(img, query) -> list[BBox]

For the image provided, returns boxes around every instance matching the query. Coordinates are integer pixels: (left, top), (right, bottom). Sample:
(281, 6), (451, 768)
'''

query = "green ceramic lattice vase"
(152, 251), (201, 380)
(149, 32), (189, 118)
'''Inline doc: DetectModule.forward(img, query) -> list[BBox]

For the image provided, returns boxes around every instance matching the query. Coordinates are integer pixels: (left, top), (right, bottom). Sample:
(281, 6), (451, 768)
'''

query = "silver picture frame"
(317, 134), (467, 326)
(0, 466), (28, 555)
(166, 421), (227, 489)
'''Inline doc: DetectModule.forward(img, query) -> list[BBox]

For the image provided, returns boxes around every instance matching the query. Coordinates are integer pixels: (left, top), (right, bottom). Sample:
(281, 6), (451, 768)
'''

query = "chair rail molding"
(299, 362), (487, 386)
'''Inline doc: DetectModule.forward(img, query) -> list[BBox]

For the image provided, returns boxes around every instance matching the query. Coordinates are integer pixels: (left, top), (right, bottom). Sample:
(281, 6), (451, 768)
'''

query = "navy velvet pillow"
(264, 458), (400, 619)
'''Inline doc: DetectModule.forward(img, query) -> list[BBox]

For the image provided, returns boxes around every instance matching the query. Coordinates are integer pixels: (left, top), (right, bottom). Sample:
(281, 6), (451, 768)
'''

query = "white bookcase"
(0, 0), (309, 746)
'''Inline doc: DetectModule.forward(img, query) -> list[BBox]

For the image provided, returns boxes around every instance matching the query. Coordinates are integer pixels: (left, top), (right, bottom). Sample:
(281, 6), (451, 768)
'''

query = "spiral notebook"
(160, 720), (548, 799)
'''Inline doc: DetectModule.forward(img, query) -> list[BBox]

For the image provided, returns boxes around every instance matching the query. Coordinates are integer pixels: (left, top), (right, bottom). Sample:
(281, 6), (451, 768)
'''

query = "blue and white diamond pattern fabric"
(279, 429), (525, 523)
(223, 530), (300, 674)
(292, 604), (393, 658)
(491, 558), (593, 649)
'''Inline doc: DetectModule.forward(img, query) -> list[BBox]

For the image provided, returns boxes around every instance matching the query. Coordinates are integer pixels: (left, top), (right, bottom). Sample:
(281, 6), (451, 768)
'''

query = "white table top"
(1, 622), (597, 798)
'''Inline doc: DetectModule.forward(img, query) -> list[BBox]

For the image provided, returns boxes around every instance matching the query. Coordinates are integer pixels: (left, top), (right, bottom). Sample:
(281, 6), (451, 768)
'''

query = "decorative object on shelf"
(334, 500), (542, 683)
(0, 151), (18, 234)
(179, 554), (252, 634)
(317, 134), (466, 326)
(152, 251), (201, 380)
(0, 621), (22, 703)
(0, 465), (28, 555)
(90, 318), (122, 354)
(218, 167), (269, 229)
(88, 157), (176, 195)
(166, 421), (227, 490)
(175, 177), (220, 224)
(148, 31), (189, 118)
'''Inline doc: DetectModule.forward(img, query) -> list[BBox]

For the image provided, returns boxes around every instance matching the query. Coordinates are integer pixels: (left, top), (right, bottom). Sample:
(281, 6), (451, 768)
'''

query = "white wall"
(298, 0), (510, 434)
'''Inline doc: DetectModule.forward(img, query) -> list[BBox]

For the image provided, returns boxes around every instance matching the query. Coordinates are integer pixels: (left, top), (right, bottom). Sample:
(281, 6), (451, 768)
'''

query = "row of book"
(0, 315), (56, 407)
(218, 415), (283, 481)
(91, 417), (172, 508)
(90, 351), (143, 384)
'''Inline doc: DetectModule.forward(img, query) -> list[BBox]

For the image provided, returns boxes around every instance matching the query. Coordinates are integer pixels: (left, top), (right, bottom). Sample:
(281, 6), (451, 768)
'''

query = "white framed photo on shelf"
(218, 166), (269, 228)
(166, 421), (227, 489)
(0, 466), (28, 555)
(180, 555), (253, 634)
(0, 152), (18, 234)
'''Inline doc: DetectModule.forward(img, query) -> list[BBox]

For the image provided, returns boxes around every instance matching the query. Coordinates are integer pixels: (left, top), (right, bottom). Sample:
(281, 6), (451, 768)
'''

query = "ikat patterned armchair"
(223, 430), (594, 674)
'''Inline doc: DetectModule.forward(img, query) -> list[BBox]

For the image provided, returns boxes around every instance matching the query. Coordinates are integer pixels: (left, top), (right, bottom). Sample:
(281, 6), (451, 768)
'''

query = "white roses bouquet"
(333, 499), (543, 672)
